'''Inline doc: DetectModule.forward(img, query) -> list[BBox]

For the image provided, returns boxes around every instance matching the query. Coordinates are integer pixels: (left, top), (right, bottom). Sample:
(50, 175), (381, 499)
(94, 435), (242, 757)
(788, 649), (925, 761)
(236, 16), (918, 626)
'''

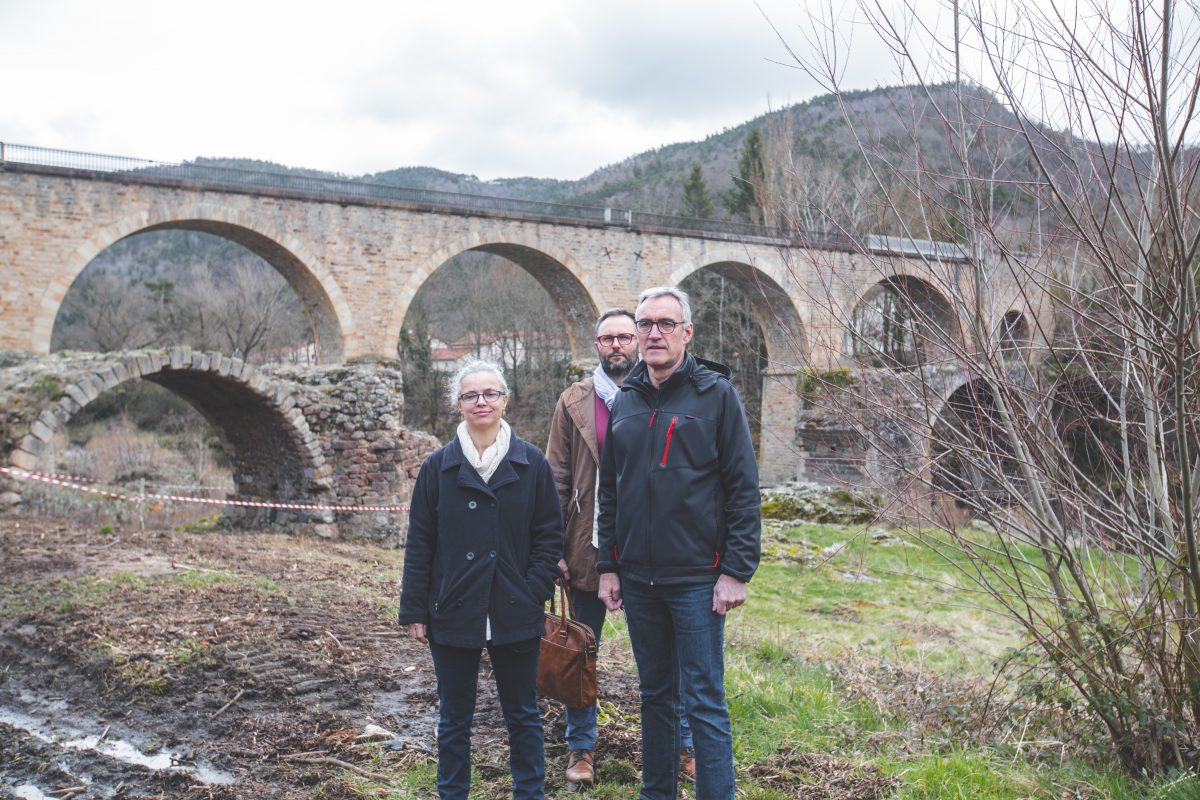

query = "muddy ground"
(0, 513), (651, 799)
(0, 514), (898, 800)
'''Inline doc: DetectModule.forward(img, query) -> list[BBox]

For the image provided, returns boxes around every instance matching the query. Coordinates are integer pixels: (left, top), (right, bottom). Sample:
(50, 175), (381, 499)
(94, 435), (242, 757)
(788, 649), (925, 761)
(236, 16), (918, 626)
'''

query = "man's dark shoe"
(565, 749), (595, 786)
(679, 746), (696, 783)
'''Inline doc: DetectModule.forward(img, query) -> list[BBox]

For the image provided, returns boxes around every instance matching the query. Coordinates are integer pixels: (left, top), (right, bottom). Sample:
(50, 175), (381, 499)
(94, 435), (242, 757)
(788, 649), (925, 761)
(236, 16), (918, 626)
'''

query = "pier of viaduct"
(0, 145), (1049, 538)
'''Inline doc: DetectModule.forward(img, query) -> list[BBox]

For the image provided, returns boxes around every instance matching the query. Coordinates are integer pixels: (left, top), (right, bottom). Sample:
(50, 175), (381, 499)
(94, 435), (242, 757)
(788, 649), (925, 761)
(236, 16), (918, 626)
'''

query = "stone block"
(9, 448), (38, 470)
(19, 435), (44, 457)
(120, 356), (142, 379)
(65, 383), (89, 407)
(56, 395), (81, 417)
(169, 346), (192, 369)
(80, 376), (103, 402)
(29, 418), (54, 443)
(97, 367), (119, 390)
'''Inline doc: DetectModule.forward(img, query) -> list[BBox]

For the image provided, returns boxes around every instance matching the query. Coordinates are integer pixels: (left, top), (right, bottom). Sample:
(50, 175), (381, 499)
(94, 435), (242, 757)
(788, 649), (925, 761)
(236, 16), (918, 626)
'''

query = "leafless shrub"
(763, 0), (1200, 774)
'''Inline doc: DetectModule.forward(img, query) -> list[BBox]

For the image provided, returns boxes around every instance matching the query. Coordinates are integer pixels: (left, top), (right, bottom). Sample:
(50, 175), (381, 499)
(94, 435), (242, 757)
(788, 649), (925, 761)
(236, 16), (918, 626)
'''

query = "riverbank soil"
(0, 513), (596, 799)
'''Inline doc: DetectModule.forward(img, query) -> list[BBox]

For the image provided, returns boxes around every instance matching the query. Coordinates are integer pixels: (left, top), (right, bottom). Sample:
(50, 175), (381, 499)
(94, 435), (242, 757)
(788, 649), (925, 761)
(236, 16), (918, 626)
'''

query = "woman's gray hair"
(446, 359), (509, 409)
(637, 286), (692, 324)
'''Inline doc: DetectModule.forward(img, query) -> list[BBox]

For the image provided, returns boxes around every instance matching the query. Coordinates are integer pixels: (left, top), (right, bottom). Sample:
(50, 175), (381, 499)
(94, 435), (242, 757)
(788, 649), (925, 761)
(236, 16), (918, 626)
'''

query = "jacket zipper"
(661, 416), (677, 466)
(648, 403), (662, 584)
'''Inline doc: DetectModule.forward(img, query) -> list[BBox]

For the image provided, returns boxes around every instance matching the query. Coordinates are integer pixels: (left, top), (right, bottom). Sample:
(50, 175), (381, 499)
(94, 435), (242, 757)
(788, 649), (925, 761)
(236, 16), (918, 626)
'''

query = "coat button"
(468, 500), (477, 509)
(466, 551), (475, 560)
(489, 550), (496, 558)
(508, 596), (516, 604)
(456, 599), (464, 607)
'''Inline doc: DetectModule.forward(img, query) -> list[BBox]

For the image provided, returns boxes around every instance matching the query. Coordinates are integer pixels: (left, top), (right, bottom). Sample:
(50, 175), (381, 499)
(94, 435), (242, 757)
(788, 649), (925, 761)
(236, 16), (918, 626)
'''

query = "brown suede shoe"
(678, 747), (696, 783)
(565, 749), (595, 785)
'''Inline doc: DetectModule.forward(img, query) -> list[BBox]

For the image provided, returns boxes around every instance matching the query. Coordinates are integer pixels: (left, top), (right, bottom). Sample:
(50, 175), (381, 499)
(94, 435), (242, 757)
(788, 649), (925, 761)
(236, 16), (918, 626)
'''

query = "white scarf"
(593, 365), (621, 410)
(456, 419), (511, 484)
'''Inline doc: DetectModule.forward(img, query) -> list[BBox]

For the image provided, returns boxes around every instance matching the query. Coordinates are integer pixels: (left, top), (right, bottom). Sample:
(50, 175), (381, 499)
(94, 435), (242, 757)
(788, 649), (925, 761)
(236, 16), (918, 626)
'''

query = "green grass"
(748, 523), (1022, 673)
(173, 568), (238, 587)
(326, 520), (1189, 799)
(893, 752), (1034, 800)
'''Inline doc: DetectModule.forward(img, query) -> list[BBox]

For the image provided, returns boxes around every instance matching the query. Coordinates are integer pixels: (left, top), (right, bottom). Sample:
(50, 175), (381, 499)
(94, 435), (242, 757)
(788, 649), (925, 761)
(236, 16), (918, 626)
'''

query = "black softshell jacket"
(595, 353), (761, 585)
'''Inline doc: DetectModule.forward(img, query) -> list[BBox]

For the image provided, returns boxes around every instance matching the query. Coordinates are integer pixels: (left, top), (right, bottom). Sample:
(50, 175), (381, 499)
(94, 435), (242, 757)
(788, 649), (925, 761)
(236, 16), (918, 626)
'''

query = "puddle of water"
(14, 785), (56, 800)
(0, 706), (236, 785)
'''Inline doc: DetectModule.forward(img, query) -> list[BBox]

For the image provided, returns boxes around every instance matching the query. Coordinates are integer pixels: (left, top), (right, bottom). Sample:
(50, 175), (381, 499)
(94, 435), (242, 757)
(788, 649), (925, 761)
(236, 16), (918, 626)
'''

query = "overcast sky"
(0, 0), (956, 181)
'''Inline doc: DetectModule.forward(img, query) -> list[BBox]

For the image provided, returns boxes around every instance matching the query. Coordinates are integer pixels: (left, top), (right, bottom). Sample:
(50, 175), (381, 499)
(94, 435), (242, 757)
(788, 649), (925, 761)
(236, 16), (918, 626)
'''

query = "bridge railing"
(0, 142), (966, 260)
(0, 141), (812, 243)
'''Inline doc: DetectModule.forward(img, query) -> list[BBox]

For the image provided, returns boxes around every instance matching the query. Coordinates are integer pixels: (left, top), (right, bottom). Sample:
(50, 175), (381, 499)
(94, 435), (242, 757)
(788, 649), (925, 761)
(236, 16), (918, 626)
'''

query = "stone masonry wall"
(266, 360), (439, 545)
(1, 349), (439, 544)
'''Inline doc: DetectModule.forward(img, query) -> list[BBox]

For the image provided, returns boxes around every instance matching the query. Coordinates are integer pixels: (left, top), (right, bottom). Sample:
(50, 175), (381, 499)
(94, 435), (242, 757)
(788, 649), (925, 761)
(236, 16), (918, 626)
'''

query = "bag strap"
(551, 579), (576, 625)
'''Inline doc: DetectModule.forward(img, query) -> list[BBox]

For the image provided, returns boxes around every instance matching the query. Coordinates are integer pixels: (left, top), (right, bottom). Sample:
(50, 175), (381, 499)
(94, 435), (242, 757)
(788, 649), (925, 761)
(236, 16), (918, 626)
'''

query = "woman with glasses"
(399, 359), (564, 800)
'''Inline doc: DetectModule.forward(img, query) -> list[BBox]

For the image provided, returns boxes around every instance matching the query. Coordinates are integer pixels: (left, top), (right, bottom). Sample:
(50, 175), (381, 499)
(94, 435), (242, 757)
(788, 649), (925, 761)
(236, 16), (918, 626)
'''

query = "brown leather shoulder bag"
(537, 581), (598, 707)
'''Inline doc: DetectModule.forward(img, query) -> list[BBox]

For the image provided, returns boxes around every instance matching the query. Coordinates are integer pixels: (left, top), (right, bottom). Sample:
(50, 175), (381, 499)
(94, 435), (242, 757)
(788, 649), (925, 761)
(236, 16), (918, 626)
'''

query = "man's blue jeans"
(429, 637), (544, 800)
(566, 587), (693, 753)
(620, 578), (734, 800)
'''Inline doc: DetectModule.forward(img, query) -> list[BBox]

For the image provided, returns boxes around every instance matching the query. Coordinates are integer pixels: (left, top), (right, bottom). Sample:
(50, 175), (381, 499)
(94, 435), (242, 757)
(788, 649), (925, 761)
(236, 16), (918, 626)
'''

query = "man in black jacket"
(596, 286), (761, 800)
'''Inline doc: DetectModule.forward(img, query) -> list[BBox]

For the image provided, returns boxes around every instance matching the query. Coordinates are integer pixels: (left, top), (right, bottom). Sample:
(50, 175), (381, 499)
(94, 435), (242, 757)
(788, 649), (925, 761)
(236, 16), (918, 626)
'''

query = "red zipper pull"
(661, 416), (678, 466)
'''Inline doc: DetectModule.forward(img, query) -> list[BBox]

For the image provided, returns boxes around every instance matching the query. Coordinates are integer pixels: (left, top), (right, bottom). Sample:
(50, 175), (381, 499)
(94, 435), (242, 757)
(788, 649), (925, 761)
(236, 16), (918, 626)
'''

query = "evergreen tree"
(720, 128), (766, 223)
(397, 311), (448, 438)
(681, 162), (714, 219)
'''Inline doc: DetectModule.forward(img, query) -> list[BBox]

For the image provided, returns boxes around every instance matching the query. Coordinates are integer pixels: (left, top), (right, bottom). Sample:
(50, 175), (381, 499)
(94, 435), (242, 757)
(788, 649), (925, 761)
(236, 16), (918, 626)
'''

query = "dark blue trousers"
(429, 637), (545, 800)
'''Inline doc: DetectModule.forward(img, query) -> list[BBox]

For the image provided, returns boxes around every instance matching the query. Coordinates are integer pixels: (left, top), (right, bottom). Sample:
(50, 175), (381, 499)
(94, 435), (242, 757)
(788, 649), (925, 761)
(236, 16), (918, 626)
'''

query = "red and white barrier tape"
(0, 466), (407, 513)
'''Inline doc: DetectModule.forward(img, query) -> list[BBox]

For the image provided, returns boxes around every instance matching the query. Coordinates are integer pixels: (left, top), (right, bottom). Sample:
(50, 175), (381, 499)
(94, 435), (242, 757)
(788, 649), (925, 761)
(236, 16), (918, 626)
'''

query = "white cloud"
(0, 0), (927, 180)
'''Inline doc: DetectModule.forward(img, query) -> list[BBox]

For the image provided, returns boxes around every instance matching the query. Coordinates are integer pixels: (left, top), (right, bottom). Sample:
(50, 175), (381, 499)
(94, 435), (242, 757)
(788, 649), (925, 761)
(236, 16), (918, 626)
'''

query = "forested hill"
(191, 82), (1032, 223)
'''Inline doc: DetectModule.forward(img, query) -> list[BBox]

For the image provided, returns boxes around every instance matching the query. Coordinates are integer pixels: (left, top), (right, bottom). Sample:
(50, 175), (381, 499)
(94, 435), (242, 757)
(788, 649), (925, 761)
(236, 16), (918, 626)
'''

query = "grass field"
(369, 520), (1199, 800)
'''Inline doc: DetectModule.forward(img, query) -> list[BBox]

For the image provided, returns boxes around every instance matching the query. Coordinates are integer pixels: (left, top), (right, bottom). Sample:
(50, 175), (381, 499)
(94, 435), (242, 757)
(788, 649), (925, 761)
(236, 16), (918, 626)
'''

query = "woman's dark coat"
(398, 433), (564, 648)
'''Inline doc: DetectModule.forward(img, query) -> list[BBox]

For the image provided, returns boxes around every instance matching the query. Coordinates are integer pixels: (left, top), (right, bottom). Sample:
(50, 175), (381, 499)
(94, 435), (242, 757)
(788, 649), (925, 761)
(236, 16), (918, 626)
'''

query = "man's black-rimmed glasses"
(635, 318), (682, 335)
(596, 333), (636, 347)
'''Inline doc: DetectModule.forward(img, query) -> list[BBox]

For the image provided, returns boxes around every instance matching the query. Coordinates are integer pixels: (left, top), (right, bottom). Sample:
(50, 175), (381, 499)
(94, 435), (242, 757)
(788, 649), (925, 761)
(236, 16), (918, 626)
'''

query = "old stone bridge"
(0, 144), (1049, 537)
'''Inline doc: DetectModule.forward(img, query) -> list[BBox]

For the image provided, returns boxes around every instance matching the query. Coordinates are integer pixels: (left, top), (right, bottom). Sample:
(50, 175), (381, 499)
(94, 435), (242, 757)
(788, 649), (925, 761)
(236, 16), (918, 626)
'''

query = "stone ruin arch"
(1, 348), (333, 530)
(37, 207), (355, 364)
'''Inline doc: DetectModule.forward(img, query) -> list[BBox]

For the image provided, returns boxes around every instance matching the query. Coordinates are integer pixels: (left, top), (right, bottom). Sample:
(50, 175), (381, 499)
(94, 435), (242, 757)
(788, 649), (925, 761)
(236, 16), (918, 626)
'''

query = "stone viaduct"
(0, 145), (1050, 538)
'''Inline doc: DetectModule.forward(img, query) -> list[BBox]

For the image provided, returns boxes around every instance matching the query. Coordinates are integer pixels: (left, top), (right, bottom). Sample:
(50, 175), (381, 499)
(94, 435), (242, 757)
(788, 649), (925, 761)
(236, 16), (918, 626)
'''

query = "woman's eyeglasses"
(458, 390), (507, 404)
(596, 333), (636, 347)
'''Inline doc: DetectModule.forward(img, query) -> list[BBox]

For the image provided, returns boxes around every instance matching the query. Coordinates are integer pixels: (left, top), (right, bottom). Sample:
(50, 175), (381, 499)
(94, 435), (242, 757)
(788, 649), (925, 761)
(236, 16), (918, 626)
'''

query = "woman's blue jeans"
(429, 637), (545, 800)
(620, 578), (735, 800)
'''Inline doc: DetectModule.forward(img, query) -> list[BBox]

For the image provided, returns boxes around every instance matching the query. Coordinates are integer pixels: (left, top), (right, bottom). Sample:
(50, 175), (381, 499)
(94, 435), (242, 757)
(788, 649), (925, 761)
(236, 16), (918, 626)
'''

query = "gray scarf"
(593, 365), (621, 410)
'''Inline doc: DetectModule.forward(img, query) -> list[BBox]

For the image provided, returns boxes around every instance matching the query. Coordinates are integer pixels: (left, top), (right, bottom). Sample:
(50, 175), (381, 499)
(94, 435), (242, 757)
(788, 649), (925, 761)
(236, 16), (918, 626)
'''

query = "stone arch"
(997, 310), (1031, 356)
(929, 377), (1022, 508)
(669, 259), (807, 368)
(668, 259), (807, 485)
(5, 348), (331, 528)
(850, 275), (961, 368)
(388, 235), (601, 361)
(34, 205), (355, 363)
